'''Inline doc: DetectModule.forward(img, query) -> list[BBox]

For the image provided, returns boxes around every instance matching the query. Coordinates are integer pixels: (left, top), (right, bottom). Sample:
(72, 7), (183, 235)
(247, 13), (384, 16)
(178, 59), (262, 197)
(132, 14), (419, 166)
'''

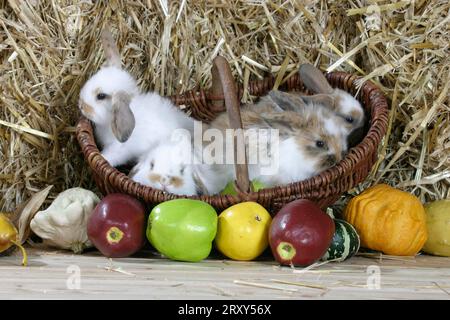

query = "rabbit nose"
(160, 176), (171, 185)
(80, 101), (94, 116)
(326, 155), (337, 166)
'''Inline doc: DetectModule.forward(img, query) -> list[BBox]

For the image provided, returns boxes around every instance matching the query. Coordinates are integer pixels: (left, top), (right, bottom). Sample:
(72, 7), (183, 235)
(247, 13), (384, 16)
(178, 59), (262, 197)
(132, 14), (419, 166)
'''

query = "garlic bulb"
(30, 188), (100, 253)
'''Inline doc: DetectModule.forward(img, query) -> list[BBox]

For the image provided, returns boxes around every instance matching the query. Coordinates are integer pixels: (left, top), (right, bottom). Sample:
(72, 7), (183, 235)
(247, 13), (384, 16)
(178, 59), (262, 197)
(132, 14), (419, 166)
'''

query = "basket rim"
(76, 70), (389, 206)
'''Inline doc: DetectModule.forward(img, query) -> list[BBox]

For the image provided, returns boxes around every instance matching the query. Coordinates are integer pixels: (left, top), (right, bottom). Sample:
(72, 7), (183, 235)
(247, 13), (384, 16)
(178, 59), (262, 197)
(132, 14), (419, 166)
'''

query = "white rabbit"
(78, 28), (194, 167)
(249, 64), (366, 146)
(194, 161), (235, 195)
(129, 137), (210, 196)
(298, 64), (366, 146)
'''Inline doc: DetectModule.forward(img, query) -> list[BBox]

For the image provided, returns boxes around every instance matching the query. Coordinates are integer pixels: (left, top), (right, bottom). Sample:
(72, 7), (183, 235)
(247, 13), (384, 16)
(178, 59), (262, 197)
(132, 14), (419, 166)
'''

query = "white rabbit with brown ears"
(209, 90), (350, 188)
(298, 64), (366, 146)
(249, 64), (367, 146)
(129, 139), (210, 196)
(78, 27), (194, 167)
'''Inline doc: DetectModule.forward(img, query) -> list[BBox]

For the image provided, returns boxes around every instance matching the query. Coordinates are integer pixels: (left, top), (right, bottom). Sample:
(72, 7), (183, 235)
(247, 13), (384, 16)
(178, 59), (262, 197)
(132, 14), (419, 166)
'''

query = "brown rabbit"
(208, 91), (349, 187)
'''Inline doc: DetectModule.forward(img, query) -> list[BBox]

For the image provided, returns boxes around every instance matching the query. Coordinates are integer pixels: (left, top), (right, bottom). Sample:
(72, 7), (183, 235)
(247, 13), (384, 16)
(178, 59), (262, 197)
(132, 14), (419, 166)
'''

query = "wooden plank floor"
(1, 247), (449, 300)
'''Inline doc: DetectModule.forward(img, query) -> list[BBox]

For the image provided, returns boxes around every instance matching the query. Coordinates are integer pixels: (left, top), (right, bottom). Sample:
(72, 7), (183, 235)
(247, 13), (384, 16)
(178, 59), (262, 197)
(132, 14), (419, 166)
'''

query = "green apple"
(146, 199), (217, 262)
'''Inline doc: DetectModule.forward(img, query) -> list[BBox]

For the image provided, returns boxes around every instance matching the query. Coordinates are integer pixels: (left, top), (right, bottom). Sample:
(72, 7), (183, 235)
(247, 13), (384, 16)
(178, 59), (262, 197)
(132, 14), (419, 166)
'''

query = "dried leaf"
(11, 185), (53, 244)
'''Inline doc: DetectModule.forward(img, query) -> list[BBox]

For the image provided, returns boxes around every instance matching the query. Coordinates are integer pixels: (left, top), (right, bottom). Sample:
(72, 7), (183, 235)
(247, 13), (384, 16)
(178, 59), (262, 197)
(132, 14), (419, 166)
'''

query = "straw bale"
(0, 0), (448, 210)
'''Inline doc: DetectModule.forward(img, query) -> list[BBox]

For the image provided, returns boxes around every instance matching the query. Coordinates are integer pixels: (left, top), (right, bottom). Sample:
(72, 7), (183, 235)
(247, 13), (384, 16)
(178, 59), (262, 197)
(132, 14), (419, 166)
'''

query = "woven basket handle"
(210, 56), (251, 194)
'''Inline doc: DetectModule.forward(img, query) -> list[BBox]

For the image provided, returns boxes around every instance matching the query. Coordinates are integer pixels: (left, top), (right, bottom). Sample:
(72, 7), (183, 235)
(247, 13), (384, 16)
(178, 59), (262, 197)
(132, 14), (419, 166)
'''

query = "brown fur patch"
(79, 100), (94, 116)
(101, 28), (121, 68)
(210, 109), (271, 132)
(268, 90), (308, 112)
(247, 97), (281, 113)
(336, 95), (364, 121)
(297, 123), (344, 172)
(302, 94), (337, 112)
(149, 173), (184, 189)
(350, 109), (363, 123)
(340, 108), (364, 131)
(149, 173), (161, 183)
(350, 109), (361, 118)
(332, 95), (341, 112)
(210, 96), (346, 174)
(328, 136), (344, 162)
(170, 176), (184, 188)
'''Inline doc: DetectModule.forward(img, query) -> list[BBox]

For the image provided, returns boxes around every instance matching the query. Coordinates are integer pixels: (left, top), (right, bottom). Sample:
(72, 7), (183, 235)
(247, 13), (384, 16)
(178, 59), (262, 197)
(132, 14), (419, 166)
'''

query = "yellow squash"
(0, 213), (27, 266)
(343, 184), (427, 256)
(215, 202), (272, 261)
(422, 200), (450, 257)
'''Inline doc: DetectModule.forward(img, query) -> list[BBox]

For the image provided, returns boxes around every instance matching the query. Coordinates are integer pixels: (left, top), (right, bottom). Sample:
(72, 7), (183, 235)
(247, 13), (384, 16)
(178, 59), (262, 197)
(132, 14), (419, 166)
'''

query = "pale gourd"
(422, 200), (450, 257)
(30, 188), (100, 253)
(343, 184), (428, 256)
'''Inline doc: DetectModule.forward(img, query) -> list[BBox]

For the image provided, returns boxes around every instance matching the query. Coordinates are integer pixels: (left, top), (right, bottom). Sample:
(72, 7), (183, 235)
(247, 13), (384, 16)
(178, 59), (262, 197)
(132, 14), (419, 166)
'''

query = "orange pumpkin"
(343, 184), (427, 256)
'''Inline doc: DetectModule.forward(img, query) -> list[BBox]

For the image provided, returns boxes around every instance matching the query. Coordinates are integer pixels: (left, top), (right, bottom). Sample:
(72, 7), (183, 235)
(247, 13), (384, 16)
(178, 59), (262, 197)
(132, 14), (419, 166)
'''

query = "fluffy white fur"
(334, 88), (365, 130)
(253, 138), (319, 186)
(338, 91), (363, 116)
(202, 94), (352, 190)
(79, 66), (139, 126)
(241, 103), (348, 187)
(194, 162), (234, 195)
(79, 66), (195, 167)
(130, 141), (200, 196)
(298, 64), (365, 133)
(205, 99), (351, 192)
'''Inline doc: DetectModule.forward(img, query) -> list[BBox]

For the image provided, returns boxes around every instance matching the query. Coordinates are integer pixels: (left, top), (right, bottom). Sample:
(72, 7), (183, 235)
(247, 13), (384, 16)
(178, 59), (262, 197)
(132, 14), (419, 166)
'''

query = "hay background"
(0, 0), (449, 211)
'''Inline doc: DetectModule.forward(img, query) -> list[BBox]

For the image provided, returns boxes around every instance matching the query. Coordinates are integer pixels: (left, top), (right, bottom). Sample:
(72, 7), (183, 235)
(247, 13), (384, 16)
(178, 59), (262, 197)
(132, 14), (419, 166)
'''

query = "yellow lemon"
(215, 202), (272, 261)
(423, 200), (450, 257)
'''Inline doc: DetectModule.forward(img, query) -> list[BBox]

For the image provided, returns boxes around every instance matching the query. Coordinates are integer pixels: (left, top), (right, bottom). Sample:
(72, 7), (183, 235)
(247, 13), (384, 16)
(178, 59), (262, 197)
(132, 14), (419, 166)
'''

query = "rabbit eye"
(150, 161), (155, 170)
(180, 166), (186, 175)
(345, 116), (354, 124)
(97, 93), (107, 100)
(316, 140), (325, 148)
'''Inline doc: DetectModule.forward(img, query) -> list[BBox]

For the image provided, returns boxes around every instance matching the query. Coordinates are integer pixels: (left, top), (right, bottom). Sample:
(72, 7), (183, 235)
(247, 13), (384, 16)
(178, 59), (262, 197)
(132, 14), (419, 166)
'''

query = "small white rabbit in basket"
(78, 28), (194, 167)
(210, 90), (350, 187)
(250, 64), (366, 147)
(298, 64), (365, 133)
(298, 64), (366, 147)
(129, 140), (206, 196)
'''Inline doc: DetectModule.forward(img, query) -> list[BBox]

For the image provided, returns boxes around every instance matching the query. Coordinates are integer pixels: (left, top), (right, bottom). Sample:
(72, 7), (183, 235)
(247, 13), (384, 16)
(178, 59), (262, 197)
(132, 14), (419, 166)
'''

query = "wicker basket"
(76, 56), (389, 213)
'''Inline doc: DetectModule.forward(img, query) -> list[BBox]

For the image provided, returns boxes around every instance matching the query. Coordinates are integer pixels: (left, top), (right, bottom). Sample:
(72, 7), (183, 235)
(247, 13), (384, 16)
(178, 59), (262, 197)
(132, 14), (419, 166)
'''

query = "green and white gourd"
(322, 219), (360, 261)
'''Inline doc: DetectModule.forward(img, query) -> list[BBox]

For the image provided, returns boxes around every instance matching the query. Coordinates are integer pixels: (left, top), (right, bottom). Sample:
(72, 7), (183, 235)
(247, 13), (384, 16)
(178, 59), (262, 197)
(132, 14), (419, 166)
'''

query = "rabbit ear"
(268, 90), (307, 112)
(111, 91), (135, 142)
(101, 26), (121, 68)
(299, 64), (334, 94)
(299, 94), (337, 111)
(260, 113), (299, 138)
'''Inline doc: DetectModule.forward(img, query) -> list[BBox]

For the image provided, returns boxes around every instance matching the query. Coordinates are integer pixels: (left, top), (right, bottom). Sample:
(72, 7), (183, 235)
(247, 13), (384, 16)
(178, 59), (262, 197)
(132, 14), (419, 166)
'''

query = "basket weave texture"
(76, 60), (389, 213)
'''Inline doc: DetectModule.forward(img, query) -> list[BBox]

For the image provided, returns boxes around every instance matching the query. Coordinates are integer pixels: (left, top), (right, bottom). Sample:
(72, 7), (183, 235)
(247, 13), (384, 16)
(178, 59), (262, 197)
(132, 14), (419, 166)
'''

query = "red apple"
(87, 194), (146, 258)
(269, 199), (334, 266)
